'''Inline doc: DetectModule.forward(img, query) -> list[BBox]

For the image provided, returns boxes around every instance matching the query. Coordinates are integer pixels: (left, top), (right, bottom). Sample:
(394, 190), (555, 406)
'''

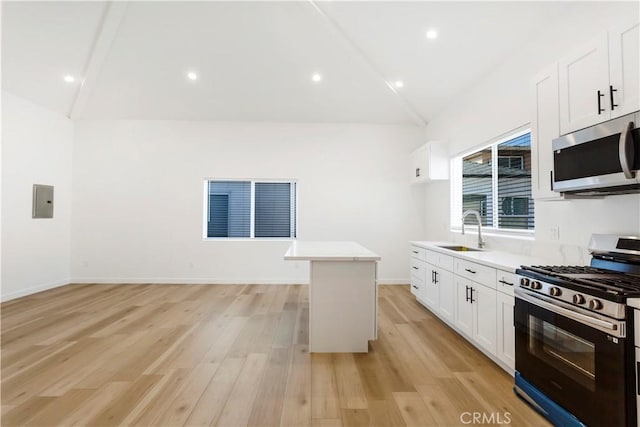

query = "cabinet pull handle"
(431, 270), (435, 283)
(412, 250), (419, 254)
(416, 168), (421, 178)
(597, 90), (605, 114)
(550, 170), (554, 190)
(465, 268), (476, 274)
(434, 271), (439, 284)
(412, 266), (419, 270)
(498, 280), (513, 286)
(465, 285), (470, 302)
(470, 287), (475, 304)
(412, 285), (419, 290)
(609, 85), (618, 111)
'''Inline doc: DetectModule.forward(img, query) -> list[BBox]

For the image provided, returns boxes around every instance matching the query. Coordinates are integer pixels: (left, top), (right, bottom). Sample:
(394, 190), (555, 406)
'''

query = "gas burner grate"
(519, 265), (640, 296)
(528, 265), (612, 274)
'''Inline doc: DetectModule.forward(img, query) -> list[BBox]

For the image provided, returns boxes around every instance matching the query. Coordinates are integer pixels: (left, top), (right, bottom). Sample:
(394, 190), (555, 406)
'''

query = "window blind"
(462, 148), (493, 227)
(255, 182), (295, 238)
(207, 181), (251, 238)
(460, 131), (534, 231)
(497, 133), (534, 230)
(206, 180), (296, 239)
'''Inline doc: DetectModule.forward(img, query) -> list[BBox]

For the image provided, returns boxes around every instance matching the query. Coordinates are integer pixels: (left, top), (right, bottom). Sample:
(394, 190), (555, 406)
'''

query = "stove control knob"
(530, 281), (542, 290)
(550, 287), (562, 297)
(573, 294), (586, 305)
(588, 299), (603, 310)
(520, 278), (530, 287)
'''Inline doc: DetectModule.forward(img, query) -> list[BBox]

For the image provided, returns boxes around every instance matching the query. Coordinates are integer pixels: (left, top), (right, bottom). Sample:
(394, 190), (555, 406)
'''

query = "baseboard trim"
(70, 277), (410, 285)
(1, 278), (70, 302)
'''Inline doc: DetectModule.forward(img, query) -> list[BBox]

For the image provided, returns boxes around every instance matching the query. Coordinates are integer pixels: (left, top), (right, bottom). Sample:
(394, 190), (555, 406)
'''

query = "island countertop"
(284, 241), (381, 261)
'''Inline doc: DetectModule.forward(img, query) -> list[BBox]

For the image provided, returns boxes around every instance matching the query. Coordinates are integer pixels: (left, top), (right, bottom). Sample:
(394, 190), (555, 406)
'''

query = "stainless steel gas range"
(514, 234), (640, 427)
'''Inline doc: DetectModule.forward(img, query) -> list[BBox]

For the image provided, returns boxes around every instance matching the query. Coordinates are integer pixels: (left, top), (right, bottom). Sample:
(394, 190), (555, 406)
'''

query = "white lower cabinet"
(423, 262), (439, 309)
(455, 276), (497, 355)
(496, 292), (515, 370)
(455, 277), (474, 337)
(472, 282), (498, 355)
(410, 245), (514, 372)
(437, 268), (455, 322)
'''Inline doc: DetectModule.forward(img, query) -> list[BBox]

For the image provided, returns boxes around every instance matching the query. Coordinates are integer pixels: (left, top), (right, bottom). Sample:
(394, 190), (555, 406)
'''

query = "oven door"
(515, 288), (629, 426)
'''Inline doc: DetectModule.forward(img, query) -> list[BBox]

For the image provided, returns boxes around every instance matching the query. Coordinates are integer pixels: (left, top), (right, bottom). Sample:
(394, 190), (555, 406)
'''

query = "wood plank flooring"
(1, 284), (550, 426)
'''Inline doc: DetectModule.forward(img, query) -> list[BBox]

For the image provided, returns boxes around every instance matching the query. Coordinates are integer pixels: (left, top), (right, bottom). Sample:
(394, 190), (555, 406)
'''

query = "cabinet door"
(454, 277), (473, 337)
(609, 20), (640, 119)
(559, 33), (610, 134)
(423, 263), (439, 310)
(437, 268), (455, 322)
(496, 292), (515, 370)
(410, 142), (448, 184)
(531, 64), (563, 200)
(472, 283), (497, 356)
(410, 145), (429, 184)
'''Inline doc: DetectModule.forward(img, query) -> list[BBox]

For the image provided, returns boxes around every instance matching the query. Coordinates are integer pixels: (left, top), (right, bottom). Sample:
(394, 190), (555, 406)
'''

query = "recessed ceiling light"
(311, 73), (322, 83)
(187, 71), (198, 81)
(63, 75), (75, 83)
(426, 29), (438, 40)
(394, 80), (404, 88)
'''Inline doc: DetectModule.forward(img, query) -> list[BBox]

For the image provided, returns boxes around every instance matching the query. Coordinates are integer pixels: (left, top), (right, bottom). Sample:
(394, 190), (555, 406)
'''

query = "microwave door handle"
(619, 121), (636, 179)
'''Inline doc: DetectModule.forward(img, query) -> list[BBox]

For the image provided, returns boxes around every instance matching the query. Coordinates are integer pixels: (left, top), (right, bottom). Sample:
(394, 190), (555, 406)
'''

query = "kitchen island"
(284, 241), (380, 353)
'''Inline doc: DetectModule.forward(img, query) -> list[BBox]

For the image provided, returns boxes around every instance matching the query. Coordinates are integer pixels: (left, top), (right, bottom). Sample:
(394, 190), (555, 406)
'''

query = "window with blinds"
(456, 130), (534, 232)
(206, 180), (297, 239)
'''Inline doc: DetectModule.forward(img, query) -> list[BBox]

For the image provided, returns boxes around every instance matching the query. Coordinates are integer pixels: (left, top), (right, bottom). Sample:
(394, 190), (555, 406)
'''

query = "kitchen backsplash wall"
(422, 2), (640, 265)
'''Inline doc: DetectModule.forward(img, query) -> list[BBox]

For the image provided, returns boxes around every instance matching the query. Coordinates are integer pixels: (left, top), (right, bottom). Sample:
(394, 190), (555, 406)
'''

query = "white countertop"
(410, 240), (547, 273)
(284, 241), (381, 261)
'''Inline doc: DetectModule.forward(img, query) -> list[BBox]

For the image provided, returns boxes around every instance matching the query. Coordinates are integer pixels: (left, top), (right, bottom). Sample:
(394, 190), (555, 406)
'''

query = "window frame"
(203, 178), (298, 241)
(450, 126), (535, 238)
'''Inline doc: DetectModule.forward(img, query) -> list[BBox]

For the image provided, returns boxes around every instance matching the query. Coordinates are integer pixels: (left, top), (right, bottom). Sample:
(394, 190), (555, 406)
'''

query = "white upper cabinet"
(609, 20), (640, 119)
(531, 64), (563, 200)
(409, 141), (449, 184)
(559, 20), (640, 135)
(558, 33), (610, 135)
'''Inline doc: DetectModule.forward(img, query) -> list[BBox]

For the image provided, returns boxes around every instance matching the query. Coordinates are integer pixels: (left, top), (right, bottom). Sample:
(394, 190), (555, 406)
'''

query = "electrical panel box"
(32, 184), (54, 218)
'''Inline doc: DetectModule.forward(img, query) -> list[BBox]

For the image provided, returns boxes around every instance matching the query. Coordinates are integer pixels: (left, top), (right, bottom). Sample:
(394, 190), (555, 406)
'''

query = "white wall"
(1, 91), (73, 300)
(71, 121), (425, 284)
(421, 1), (640, 264)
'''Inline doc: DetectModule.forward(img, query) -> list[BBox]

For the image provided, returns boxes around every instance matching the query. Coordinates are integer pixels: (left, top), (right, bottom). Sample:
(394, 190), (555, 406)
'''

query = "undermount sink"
(436, 245), (482, 252)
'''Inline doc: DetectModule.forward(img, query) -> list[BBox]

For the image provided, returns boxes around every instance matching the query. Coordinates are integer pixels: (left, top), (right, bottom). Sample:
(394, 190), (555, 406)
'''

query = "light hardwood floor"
(1, 284), (550, 426)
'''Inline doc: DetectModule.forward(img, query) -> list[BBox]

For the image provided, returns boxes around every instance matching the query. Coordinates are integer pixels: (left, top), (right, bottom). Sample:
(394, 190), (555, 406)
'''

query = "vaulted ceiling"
(2, 1), (580, 125)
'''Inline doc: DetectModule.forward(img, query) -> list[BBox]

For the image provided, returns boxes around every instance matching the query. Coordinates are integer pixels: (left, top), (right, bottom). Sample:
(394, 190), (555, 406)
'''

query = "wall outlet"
(550, 226), (560, 241)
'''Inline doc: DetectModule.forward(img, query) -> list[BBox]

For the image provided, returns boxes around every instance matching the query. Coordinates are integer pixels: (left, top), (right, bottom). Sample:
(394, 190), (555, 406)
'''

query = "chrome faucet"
(462, 210), (485, 249)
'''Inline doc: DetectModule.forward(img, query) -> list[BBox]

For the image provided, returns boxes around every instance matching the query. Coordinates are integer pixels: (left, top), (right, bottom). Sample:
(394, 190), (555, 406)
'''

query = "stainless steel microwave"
(552, 112), (640, 195)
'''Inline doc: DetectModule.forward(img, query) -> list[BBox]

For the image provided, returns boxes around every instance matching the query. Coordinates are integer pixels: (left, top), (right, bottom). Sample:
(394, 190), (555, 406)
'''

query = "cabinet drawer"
(410, 246), (427, 261)
(410, 276), (424, 298)
(411, 258), (428, 280)
(496, 270), (516, 297)
(455, 258), (497, 289)
(425, 250), (454, 271)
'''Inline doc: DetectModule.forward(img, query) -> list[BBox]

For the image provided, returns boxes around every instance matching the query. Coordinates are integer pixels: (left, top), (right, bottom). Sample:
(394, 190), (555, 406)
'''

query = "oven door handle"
(515, 288), (625, 338)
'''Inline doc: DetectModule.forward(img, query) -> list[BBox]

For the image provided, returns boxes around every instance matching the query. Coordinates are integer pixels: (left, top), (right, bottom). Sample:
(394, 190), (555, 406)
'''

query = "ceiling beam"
(68, 1), (129, 119)
(308, 1), (427, 127)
